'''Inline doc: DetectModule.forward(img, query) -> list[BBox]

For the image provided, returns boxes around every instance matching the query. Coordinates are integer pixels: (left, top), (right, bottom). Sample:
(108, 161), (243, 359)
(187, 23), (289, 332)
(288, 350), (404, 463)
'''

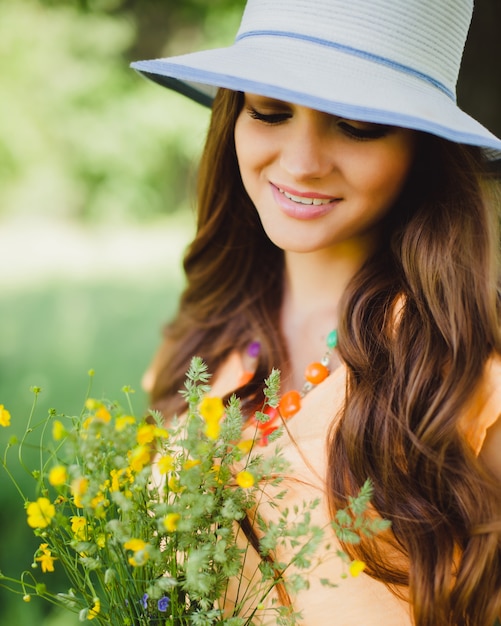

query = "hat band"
(236, 30), (455, 101)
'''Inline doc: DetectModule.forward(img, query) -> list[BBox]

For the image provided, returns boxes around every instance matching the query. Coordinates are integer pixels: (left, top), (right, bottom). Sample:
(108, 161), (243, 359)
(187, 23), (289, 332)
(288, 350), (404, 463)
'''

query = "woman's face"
(234, 93), (417, 255)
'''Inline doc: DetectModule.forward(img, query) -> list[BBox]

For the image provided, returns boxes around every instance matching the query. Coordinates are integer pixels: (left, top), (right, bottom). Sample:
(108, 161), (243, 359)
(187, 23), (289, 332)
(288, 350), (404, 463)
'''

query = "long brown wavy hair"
(150, 88), (501, 625)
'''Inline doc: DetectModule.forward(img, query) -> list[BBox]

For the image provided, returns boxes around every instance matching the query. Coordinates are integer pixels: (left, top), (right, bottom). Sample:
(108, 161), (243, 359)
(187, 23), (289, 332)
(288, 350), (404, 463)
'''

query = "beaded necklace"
(240, 330), (338, 446)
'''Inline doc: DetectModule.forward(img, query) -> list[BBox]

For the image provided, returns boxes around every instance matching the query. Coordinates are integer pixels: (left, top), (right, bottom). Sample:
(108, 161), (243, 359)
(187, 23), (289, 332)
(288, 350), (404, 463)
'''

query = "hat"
(131, 0), (501, 159)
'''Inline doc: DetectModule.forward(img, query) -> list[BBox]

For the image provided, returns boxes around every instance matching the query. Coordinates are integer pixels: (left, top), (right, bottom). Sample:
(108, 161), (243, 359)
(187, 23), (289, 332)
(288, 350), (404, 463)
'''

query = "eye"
(246, 107), (291, 125)
(338, 121), (392, 141)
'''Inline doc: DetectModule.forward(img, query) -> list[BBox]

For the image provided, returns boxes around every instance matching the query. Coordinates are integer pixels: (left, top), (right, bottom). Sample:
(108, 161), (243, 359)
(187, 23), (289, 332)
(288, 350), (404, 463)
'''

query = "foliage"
(0, 359), (388, 624)
(0, 267), (190, 624)
(2, 0), (498, 227)
(0, 0), (214, 223)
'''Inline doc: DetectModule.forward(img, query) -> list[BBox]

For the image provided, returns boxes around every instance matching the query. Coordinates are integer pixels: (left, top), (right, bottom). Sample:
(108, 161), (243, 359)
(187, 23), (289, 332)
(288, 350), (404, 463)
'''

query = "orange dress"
(206, 352), (501, 625)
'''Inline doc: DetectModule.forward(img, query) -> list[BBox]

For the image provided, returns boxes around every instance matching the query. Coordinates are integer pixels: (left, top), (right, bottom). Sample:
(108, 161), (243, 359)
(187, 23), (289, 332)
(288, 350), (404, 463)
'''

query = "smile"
(270, 183), (341, 220)
(277, 187), (337, 206)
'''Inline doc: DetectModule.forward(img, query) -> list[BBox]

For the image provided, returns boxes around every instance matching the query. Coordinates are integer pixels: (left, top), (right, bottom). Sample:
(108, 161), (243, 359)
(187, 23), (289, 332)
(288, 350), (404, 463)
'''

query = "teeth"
(278, 188), (334, 205)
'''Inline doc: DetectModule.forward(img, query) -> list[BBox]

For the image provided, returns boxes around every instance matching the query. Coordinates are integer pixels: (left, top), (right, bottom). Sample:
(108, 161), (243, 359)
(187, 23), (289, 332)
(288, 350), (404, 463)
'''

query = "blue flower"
(157, 596), (170, 612)
(140, 593), (148, 609)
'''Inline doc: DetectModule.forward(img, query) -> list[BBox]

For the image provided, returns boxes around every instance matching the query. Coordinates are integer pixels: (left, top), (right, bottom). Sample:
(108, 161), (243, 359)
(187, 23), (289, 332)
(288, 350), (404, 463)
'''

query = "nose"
(279, 110), (335, 181)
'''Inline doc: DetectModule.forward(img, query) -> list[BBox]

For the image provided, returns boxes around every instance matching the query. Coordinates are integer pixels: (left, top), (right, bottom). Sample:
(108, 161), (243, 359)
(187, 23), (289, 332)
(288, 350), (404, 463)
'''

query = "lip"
(273, 182), (337, 200)
(270, 183), (341, 220)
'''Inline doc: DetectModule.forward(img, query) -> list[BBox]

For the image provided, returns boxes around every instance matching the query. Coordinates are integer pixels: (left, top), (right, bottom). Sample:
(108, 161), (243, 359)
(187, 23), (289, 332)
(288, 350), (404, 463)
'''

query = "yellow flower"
(157, 455), (174, 475)
(129, 553), (144, 567)
(71, 477), (89, 508)
(70, 516), (87, 540)
(236, 470), (255, 489)
(124, 538), (146, 552)
(0, 405), (11, 427)
(95, 406), (111, 423)
(205, 420), (221, 440)
(82, 416), (93, 430)
(23, 594), (31, 602)
(199, 397), (224, 423)
(137, 423), (168, 445)
(137, 424), (157, 445)
(52, 419), (65, 440)
(167, 474), (182, 493)
(199, 397), (225, 440)
(124, 539), (149, 567)
(154, 426), (169, 439)
(115, 415), (135, 431)
(35, 543), (57, 573)
(95, 533), (106, 549)
(90, 491), (109, 514)
(183, 459), (201, 470)
(85, 398), (100, 410)
(237, 439), (254, 454)
(110, 468), (124, 492)
(163, 513), (181, 532)
(88, 598), (101, 620)
(48, 465), (67, 487)
(349, 559), (366, 577)
(211, 465), (224, 484)
(128, 445), (150, 473)
(26, 497), (55, 529)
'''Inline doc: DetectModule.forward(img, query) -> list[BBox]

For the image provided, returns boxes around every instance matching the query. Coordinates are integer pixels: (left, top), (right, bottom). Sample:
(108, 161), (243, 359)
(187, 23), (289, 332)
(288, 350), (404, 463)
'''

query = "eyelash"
(246, 107), (391, 141)
(247, 107), (290, 125)
(338, 122), (391, 141)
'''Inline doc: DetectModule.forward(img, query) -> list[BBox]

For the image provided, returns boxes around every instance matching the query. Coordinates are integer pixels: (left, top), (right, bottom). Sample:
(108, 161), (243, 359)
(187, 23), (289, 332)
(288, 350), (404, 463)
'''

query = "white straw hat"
(131, 0), (501, 158)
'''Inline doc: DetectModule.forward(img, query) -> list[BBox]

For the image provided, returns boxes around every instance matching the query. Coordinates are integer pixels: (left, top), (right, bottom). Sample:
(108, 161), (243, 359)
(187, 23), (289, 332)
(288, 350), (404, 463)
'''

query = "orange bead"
(279, 390), (302, 418)
(238, 370), (254, 386)
(304, 361), (329, 385)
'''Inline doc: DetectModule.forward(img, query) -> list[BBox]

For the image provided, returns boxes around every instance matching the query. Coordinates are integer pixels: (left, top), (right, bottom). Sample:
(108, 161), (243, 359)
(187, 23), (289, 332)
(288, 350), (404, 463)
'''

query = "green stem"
(0, 453), (27, 501)
(17, 388), (40, 474)
(80, 370), (95, 417)
(123, 388), (135, 416)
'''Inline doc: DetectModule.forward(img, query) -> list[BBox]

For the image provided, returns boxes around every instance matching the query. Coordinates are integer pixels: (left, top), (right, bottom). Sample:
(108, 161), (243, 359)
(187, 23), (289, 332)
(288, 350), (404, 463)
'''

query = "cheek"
(233, 117), (246, 171)
(234, 120), (257, 191)
(234, 117), (276, 178)
(360, 146), (415, 207)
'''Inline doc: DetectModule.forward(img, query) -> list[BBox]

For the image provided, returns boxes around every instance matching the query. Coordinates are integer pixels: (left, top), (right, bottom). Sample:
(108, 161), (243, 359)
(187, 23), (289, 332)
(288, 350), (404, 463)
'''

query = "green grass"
(0, 273), (184, 624)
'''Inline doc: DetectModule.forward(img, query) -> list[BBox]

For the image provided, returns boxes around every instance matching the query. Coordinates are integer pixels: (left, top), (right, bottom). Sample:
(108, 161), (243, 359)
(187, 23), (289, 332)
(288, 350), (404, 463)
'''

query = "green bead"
(326, 329), (338, 349)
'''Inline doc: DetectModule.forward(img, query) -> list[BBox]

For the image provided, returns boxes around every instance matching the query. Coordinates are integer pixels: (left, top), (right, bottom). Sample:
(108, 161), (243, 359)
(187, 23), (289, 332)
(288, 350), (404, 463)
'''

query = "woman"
(132, 0), (501, 624)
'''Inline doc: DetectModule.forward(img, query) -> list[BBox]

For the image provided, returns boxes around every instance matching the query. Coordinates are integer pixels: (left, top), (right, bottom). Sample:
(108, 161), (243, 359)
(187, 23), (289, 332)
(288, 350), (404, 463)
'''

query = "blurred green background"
(0, 0), (499, 623)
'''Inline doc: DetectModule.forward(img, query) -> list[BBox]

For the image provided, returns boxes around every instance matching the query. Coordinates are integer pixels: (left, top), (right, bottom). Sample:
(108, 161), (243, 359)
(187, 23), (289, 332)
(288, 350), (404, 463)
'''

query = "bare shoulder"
(478, 352), (501, 481)
(480, 417), (501, 480)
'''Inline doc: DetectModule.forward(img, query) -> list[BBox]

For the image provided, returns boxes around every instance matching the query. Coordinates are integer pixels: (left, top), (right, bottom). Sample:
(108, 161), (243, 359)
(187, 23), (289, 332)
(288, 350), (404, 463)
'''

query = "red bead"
(279, 390), (302, 418)
(258, 426), (279, 447)
(250, 405), (279, 431)
(304, 361), (329, 385)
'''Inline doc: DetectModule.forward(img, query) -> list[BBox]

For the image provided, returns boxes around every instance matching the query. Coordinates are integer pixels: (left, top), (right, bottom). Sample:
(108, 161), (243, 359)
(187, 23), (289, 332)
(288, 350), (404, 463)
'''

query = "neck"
(282, 238), (376, 324)
(279, 238), (377, 390)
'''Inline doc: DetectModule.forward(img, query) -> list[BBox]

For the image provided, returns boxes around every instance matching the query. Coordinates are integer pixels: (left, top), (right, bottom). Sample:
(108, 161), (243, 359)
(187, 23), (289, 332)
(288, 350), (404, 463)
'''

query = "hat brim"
(131, 34), (501, 161)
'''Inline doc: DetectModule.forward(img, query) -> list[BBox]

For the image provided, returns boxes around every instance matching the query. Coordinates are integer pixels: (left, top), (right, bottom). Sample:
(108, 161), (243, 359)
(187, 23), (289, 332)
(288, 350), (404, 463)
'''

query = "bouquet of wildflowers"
(0, 358), (388, 625)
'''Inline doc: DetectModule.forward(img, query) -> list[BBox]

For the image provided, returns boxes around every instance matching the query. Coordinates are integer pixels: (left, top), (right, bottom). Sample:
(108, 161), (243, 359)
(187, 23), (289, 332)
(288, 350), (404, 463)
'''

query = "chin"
(266, 235), (330, 254)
